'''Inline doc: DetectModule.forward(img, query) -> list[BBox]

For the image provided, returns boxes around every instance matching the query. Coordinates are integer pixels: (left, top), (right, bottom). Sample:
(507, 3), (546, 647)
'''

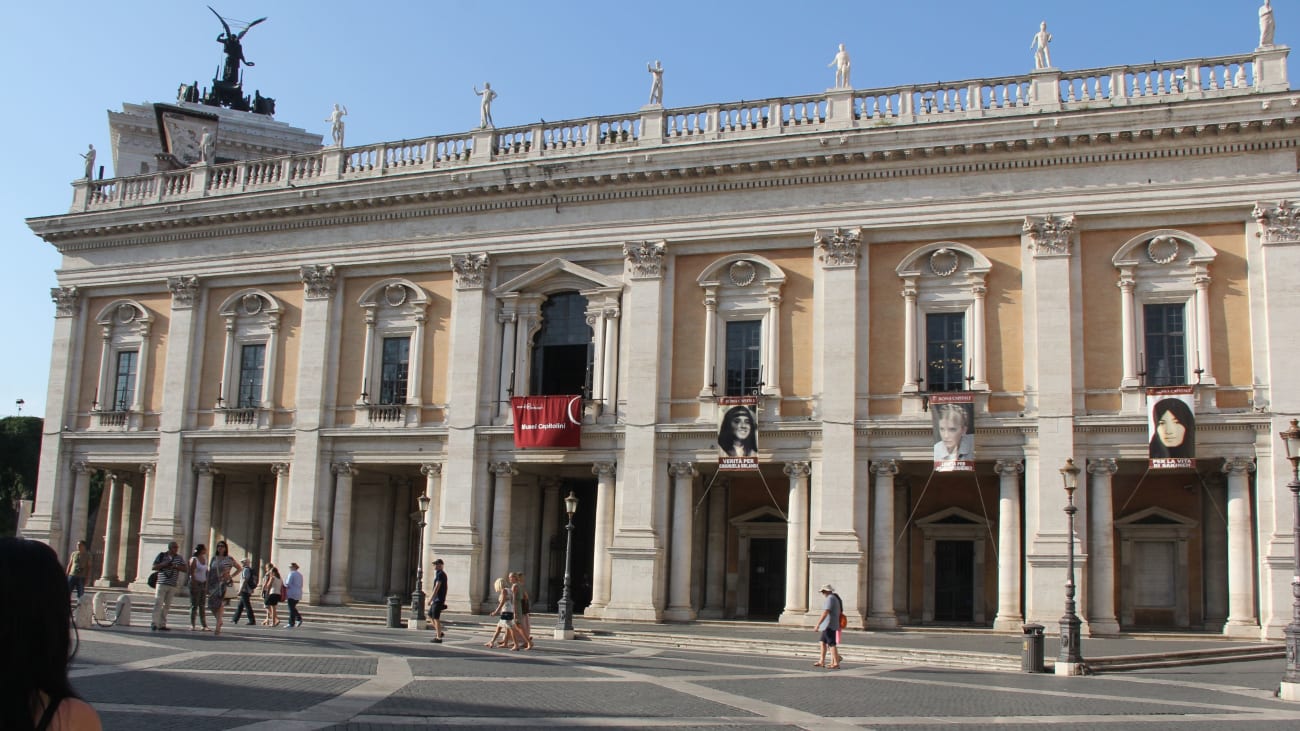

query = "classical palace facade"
(23, 38), (1300, 639)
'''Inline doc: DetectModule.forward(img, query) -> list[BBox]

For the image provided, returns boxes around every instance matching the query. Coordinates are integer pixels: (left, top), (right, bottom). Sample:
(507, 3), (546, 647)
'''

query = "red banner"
(512, 395), (583, 449)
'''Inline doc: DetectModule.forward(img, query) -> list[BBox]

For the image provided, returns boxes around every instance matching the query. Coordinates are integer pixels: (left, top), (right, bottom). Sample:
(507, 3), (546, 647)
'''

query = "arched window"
(93, 299), (153, 430)
(696, 254), (786, 410)
(530, 291), (594, 395)
(356, 278), (431, 427)
(895, 243), (992, 407)
(216, 289), (282, 428)
(1112, 230), (1217, 411)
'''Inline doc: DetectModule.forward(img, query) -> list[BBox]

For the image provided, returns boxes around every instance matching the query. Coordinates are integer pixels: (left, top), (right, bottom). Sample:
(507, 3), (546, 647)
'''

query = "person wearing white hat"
(814, 584), (843, 669)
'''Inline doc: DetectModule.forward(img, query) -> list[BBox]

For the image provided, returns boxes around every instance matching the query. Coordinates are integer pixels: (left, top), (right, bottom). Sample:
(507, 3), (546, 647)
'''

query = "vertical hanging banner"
(717, 396), (759, 471)
(931, 392), (975, 472)
(1148, 387), (1195, 469)
(512, 395), (583, 448)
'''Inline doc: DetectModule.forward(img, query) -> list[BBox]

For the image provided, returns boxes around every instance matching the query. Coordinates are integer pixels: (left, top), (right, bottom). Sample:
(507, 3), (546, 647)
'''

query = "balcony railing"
(71, 48), (1288, 213)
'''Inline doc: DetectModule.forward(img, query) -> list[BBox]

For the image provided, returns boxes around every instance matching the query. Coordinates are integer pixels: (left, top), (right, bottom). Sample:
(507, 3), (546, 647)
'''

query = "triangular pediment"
(493, 258), (622, 296)
(916, 506), (987, 527)
(1115, 506), (1196, 527)
(730, 504), (787, 525)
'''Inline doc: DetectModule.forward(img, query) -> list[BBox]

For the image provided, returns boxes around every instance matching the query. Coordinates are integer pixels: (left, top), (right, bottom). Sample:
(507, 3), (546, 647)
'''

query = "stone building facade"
(23, 40), (1300, 639)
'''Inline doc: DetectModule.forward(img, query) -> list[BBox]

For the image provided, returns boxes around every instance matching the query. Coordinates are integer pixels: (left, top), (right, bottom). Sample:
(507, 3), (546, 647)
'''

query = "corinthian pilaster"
(1023, 213), (1076, 257)
(299, 264), (337, 299)
(624, 240), (666, 279)
(167, 275), (200, 309)
(814, 227), (862, 268)
(1253, 200), (1300, 244)
(50, 286), (81, 318)
(452, 253), (490, 289)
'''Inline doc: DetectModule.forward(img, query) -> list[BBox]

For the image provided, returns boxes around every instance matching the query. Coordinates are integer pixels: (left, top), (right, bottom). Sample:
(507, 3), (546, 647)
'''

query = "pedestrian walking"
(65, 539), (92, 600)
(284, 562), (304, 628)
(206, 541), (237, 636)
(232, 557), (258, 626)
(813, 584), (843, 669)
(509, 571), (534, 650)
(150, 541), (187, 631)
(0, 537), (103, 731)
(261, 565), (283, 626)
(427, 558), (447, 643)
(187, 544), (209, 631)
(485, 577), (521, 650)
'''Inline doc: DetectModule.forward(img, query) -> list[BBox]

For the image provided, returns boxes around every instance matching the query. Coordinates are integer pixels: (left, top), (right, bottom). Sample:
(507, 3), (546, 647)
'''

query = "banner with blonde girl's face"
(931, 392), (975, 472)
(1148, 387), (1195, 469)
(717, 396), (759, 471)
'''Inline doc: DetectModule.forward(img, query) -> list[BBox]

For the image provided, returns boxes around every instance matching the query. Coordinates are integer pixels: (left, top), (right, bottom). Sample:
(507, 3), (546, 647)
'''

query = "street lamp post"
(1279, 419), (1300, 701)
(1057, 457), (1085, 676)
(554, 491), (579, 640)
(410, 492), (431, 628)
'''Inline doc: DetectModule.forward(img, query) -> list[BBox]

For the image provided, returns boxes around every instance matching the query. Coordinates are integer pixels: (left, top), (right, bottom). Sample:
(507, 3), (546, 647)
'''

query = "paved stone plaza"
(71, 619), (1300, 730)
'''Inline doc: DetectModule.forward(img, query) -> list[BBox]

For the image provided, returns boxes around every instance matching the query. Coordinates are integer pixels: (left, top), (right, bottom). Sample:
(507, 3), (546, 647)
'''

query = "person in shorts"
(814, 583), (843, 669)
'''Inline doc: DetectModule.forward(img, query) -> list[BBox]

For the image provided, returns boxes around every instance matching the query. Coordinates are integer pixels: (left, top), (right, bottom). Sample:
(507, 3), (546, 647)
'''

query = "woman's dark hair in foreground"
(0, 536), (79, 731)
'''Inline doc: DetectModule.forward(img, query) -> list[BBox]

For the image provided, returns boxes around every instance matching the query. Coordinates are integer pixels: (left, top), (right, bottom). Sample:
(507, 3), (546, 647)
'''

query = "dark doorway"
(748, 537), (787, 618)
(531, 292), (593, 396)
(934, 539), (975, 622)
(546, 479), (597, 614)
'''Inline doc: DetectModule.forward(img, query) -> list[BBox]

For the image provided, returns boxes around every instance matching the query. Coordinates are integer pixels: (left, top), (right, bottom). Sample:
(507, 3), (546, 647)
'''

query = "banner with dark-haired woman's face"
(717, 396), (759, 471)
(931, 392), (975, 472)
(1148, 386), (1195, 469)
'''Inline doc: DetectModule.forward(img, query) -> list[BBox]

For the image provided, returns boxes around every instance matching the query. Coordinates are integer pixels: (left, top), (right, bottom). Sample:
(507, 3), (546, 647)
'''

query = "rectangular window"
(237, 344), (266, 408)
(380, 336), (411, 405)
(724, 321), (762, 397)
(112, 350), (138, 411)
(926, 313), (965, 392)
(1144, 303), (1186, 386)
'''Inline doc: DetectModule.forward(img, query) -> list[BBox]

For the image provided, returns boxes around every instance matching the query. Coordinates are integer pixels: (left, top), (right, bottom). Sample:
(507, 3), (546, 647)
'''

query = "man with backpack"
(150, 541), (187, 631)
(232, 557), (259, 626)
(814, 583), (843, 669)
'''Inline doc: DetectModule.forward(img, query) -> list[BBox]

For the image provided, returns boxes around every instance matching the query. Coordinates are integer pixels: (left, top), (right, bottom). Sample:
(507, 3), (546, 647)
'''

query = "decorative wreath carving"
(383, 283), (408, 307)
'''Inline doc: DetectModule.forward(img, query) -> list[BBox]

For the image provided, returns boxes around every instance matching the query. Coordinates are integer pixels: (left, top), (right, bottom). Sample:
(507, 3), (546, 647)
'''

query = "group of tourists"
(485, 571), (534, 651)
(141, 540), (303, 633)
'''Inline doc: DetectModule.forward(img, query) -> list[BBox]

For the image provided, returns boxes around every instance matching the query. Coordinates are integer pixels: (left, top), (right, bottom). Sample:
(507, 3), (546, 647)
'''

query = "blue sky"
(1, 0), (1282, 417)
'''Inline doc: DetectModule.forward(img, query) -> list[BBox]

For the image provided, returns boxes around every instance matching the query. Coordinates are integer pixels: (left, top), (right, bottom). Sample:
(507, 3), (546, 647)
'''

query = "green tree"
(0, 416), (42, 536)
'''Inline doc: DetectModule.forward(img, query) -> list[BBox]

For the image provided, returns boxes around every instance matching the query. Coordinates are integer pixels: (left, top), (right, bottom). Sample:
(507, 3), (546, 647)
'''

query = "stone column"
(780, 461), (811, 624)
(1194, 271), (1215, 384)
(868, 460), (899, 628)
(1223, 457), (1259, 636)
(536, 478), (561, 609)
(138, 276), (200, 578)
(421, 463), (442, 573)
(497, 306), (517, 419)
(699, 289), (717, 399)
(269, 463), (290, 559)
(27, 286), (82, 553)
(901, 283), (919, 391)
(1021, 214), (1080, 625)
(1118, 270), (1139, 387)
(440, 253), (491, 612)
(67, 462), (92, 560)
(701, 477), (728, 618)
(1086, 458), (1120, 634)
(605, 241), (666, 620)
(322, 462), (356, 605)
(993, 459), (1025, 630)
(487, 461), (517, 600)
(809, 228), (864, 612)
(95, 473), (123, 586)
(601, 305), (621, 411)
(665, 461), (698, 621)
(590, 461), (617, 613)
(191, 462), (216, 554)
(971, 283), (988, 390)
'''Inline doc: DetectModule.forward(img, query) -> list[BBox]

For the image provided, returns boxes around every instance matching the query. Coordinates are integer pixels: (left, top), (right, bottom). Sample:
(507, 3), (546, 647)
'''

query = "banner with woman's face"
(931, 392), (975, 472)
(717, 396), (759, 471)
(1148, 386), (1195, 469)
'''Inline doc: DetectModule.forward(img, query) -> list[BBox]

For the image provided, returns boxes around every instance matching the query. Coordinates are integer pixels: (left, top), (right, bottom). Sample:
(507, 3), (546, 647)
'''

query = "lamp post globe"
(555, 491), (579, 640)
(1056, 458), (1085, 676)
(1279, 419), (1300, 701)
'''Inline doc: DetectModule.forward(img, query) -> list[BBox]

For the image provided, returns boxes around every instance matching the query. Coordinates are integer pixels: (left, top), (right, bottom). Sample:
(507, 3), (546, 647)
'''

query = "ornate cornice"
(453, 253), (490, 290)
(624, 240), (666, 279)
(300, 264), (336, 299)
(1253, 199), (1300, 243)
(814, 227), (862, 269)
(168, 275), (199, 309)
(50, 286), (80, 317)
(1023, 213), (1076, 256)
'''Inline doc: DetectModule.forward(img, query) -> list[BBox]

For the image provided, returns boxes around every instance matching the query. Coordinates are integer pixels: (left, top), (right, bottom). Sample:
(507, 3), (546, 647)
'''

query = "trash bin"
(386, 595), (402, 629)
(1021, 623), (1045, 673)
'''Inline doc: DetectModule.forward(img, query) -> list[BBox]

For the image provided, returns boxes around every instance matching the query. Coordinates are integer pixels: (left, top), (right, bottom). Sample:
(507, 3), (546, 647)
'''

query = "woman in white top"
(188, 544), (209, 631)
(261, 566), (284, 626)
(205, 541), (238, 636)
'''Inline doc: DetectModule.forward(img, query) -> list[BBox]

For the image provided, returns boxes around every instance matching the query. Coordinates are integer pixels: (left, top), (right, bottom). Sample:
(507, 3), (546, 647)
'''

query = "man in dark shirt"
(428, 558), (448, 643)
(232, 557), (258, 626)
(150, 540), (187, 631)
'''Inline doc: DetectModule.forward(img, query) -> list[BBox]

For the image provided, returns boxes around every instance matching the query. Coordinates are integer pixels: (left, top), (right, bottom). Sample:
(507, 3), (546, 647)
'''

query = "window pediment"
(896, 242), (992, 282)
(95, 299), (152, 328)
(358, 278), (431, 314)
(697, 254), (786, 290)
(494, 258), (623, 297)
(1112, 230), (1217, 269)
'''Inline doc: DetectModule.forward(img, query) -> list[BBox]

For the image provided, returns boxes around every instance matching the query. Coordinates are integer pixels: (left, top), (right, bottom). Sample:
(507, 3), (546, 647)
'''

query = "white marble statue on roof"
(1031, 21), (1053, 69)
(1260, 0), (1276, 47)
(80, 144), (96, 179)
(475, 83), (497, 129)
(828, 43), (851, 88)
(326, 104), (348, 147)
(647, 60), (664, 105)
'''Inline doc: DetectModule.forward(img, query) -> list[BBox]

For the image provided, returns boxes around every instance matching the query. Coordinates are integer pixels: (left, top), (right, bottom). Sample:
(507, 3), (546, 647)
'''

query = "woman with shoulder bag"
(205, 541), (237, 636)
(188, 544), (209, 631)
(261, 566), (284, 627)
